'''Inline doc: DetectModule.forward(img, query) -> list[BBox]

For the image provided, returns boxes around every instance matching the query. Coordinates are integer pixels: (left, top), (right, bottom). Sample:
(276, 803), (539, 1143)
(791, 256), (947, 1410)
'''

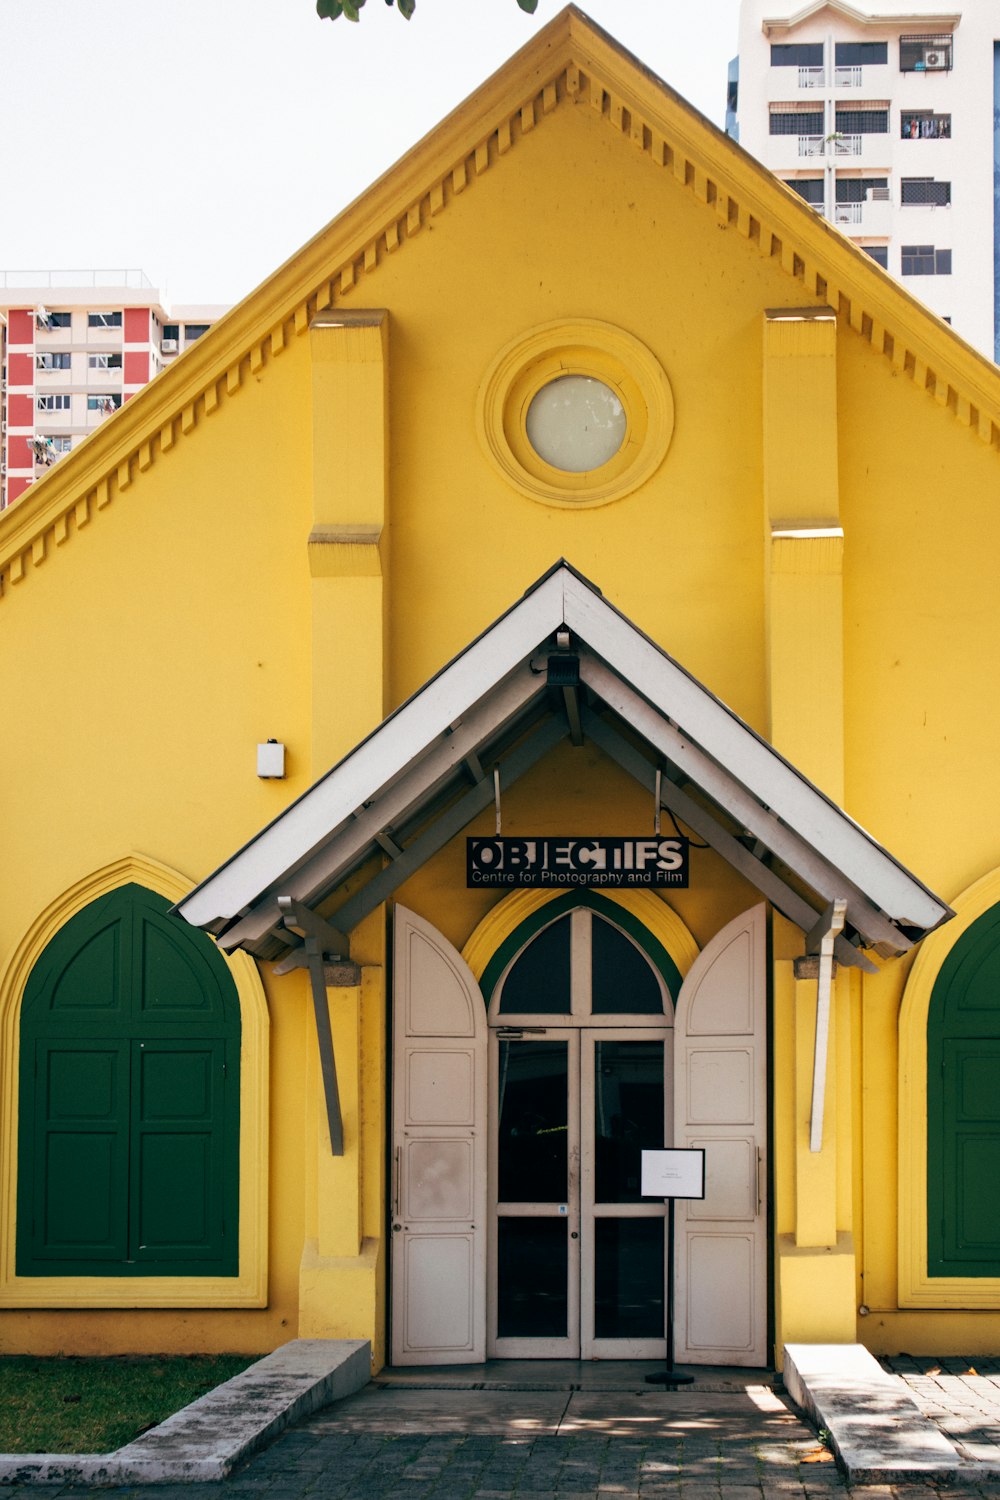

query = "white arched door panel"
(673, 904), (767, 1367)
(391, 906), (487, 1364)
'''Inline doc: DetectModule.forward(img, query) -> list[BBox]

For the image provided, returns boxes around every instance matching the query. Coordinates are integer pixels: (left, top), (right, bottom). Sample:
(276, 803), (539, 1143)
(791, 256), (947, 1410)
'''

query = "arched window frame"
(464, 887), (698, 1010)
(899, 865), (1000, 1307)
(0, 855), (268, 1308)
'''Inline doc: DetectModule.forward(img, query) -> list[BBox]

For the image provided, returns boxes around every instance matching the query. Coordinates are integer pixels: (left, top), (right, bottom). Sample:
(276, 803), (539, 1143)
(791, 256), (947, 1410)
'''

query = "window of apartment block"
(87, 393), (123, 411)
(41, 435), (73, 454)
(835, 41), (888, 66)
(901, 111), (952, 141)
(835, 105), (889, 134)
(35, 352), (71, 371)
(769, 104), (824, 136)
(183, 323), (210, 342)
(787, 178), (824, 204)
(88, 353), (124, 370)
(40, 311), (72, 330)
(770, 43), (824, 67)
(163, 324), (179, 341)
(87, 311), (123, 329)
(901, 177), (951, 206)
(901, 244), (952, 275)
(861, 245), (889, 267)
(900, 34), (953, 72)
(36, 394), (70, 412)
(835, 177), (888, 203)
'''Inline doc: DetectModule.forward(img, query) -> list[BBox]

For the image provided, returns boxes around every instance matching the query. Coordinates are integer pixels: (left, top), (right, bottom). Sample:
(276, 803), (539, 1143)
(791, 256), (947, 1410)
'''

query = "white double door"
(390, 903), (767, 1367)
(490, 1026), (669, 1359)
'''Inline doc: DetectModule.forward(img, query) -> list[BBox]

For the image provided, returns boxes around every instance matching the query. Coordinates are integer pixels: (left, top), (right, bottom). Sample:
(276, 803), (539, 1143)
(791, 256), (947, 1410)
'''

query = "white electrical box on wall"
(257, 740), (286, 779)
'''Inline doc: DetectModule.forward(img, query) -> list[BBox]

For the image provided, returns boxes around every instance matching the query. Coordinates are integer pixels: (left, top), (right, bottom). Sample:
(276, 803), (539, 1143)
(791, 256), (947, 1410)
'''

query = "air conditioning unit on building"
(162, 338), (178, 353)
(923, 48), (948, 69)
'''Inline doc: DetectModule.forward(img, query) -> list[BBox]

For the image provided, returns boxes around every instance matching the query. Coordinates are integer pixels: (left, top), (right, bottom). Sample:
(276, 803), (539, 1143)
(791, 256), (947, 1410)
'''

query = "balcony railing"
(797, 134), (864, 157)
(798, 65), (826, 87)
(834, 65), (862, 88)
(798, 135), (826, 156)
(834, 203), (863, 224)
(833, 134), (863, 156)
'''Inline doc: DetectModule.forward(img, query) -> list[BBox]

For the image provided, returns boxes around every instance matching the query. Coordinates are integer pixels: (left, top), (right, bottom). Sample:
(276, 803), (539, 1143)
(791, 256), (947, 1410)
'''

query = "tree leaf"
(316, 0), (343, 18)
(397, 0), (416, 16)
(516, 0), (539, 11)
(341, 0), (362, 17)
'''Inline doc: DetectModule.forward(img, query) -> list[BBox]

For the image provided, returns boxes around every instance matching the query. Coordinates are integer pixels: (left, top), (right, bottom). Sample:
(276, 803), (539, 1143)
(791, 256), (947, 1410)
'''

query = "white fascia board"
(178, 572), (567, 930)
(564, 575), (947, 934)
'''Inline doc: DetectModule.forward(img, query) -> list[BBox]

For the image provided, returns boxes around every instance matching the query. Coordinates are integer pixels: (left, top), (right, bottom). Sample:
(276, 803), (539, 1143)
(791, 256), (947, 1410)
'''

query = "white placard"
(641, 1148), (706, 1200)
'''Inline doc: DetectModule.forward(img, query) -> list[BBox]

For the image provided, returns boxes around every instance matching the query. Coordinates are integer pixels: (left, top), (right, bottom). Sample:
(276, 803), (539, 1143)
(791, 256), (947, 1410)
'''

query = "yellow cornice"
(2, 4), (997, 601)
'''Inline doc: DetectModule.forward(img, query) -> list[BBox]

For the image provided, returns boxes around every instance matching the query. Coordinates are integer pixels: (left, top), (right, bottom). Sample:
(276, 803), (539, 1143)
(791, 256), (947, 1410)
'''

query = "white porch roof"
(176, 561), (952, 972)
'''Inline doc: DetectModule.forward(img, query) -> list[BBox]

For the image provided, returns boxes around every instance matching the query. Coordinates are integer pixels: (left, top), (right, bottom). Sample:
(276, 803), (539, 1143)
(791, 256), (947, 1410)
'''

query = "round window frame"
(477, 319), (674, 509)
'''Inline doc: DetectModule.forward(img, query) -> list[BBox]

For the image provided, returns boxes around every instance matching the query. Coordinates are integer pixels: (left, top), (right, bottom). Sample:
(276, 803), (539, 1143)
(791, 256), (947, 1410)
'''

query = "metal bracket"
(276, 896), (350, 959)
(304, 939), (344, 1156)
(275, 896), (347, 1155)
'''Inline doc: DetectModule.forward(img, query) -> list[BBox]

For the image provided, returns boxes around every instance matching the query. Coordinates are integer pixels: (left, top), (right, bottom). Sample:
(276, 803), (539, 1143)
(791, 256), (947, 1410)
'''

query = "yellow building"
(2, 8), (1000, 1370)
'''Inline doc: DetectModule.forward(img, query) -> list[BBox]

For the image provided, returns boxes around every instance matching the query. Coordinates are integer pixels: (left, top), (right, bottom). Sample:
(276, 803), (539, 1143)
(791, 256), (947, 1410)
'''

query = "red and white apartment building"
(0, 271), (227, 509)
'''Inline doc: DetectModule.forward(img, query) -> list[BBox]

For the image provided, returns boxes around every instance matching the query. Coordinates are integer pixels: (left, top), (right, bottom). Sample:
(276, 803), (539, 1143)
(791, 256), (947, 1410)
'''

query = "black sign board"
(466, 836), (689, 889)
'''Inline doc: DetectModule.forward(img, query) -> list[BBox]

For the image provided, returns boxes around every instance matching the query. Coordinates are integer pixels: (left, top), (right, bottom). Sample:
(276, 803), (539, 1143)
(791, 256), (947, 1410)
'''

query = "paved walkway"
(885, 1355), (1000, 1472)
(5, 1356), (1000, 1497)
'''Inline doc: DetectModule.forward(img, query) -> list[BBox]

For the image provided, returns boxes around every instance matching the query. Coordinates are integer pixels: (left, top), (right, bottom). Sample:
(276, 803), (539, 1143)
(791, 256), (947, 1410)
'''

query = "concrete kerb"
(0, 1337), (371, 1487)
(783, 1341), (966, 1484)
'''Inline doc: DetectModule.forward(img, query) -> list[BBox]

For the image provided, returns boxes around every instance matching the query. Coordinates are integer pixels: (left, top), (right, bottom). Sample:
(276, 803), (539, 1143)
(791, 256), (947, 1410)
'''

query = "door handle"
(756, 1146), (763, 1217)
(393, 1145), (401, 1219)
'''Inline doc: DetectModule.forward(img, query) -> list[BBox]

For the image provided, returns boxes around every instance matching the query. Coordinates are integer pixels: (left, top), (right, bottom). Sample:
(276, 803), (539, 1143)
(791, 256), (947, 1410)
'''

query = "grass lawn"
(0, 1354), (255, 1454)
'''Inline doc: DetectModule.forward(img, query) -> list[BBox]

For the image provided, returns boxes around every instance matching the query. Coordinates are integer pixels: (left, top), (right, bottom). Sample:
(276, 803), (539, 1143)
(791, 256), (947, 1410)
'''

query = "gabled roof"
(2, 7), (999, 603)
(177, 562), (952, 971)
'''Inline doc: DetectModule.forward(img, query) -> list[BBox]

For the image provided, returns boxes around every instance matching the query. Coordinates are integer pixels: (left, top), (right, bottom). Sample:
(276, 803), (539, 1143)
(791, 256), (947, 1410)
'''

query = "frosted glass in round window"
(525, 375), (626, 473)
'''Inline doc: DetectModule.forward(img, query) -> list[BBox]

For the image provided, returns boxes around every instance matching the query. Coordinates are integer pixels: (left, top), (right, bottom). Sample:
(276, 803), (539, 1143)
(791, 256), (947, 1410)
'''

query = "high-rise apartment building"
(732, 2), (999, 361)
(0, 271), (227, 509)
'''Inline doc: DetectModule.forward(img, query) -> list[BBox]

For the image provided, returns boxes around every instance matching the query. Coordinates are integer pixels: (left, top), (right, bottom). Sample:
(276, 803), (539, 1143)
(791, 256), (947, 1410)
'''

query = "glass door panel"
(497, 1039), (568, 1202)
(582, 1030), (669, 1358)
(594, 1218), (665, 1339)
(491, 1031), (579, 1356)
(497, 1218), (569, 1338)
(593, 1038), (665, 1202)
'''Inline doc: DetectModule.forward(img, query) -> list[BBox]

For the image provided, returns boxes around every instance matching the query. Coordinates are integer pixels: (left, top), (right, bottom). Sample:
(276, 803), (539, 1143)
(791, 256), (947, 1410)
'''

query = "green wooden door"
(18, 885), (240, 1277)
(928, 904), (1000, 1277)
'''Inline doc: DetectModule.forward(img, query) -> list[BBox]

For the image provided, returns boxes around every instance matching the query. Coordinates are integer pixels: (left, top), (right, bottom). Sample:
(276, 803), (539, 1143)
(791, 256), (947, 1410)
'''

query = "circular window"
(477, 320), (674, 508)
(525, 375), (627, 473)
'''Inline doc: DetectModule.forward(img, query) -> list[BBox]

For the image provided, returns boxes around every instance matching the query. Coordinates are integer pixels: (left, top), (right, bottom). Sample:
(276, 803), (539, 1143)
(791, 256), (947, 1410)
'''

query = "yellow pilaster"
(794, 971), (837, 1247)
(763, 306), (843, 803)
(765, 307), (856, 1354)
(308, 311), (389, 771)
(303, 310), (390, 1361)
(298, 960), (386, 1366)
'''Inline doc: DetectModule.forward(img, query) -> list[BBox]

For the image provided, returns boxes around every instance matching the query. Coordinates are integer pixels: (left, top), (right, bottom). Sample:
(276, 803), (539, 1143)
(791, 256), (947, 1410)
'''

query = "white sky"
(0, 1), (741, 307)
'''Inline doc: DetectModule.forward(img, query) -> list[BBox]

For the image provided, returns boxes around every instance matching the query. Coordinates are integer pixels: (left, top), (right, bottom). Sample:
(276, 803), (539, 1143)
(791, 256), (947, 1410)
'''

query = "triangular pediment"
(762, 2), (960, 35)
(3, 7), (999, 605)
(177, 562), (951, 971)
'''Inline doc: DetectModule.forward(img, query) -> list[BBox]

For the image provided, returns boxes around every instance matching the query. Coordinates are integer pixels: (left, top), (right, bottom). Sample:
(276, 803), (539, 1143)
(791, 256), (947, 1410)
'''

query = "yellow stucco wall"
(2, 16), (1000, 1359)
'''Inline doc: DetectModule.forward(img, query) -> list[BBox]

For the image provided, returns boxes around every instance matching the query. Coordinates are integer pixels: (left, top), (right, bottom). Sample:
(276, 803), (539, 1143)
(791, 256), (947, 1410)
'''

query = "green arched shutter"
(17, 885), (240, 1277)
(928, 903), (1000, 1277)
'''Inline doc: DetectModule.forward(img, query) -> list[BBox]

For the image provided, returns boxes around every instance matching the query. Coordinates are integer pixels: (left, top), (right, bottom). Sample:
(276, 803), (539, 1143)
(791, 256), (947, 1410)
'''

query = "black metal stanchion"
(645, 1197), (693, 1387)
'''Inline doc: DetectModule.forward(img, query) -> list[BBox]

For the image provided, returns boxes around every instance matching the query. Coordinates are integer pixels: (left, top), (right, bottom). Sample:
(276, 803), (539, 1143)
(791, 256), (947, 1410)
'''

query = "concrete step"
(784, 1341), (968, 1483)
